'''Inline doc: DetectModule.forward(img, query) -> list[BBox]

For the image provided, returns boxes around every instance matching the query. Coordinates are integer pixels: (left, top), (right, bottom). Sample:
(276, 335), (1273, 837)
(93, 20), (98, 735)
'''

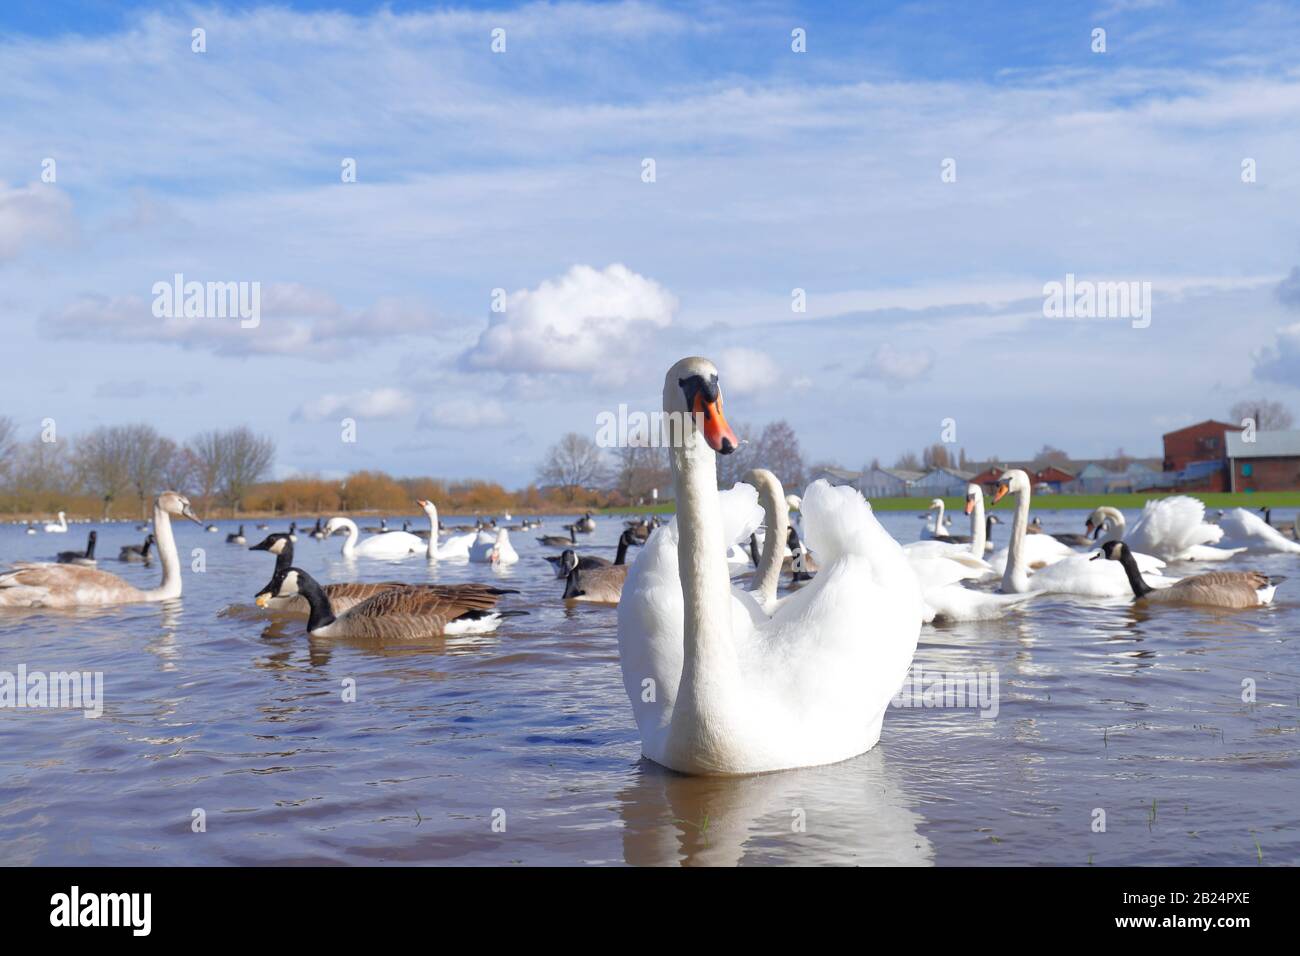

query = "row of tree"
(0, 418), (274, 519)
(536, 419), (808, 503)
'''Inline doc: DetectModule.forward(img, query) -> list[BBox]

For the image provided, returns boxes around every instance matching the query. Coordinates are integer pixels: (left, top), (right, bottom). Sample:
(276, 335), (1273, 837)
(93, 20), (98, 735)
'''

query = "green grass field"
(600, 491), (1300, 516)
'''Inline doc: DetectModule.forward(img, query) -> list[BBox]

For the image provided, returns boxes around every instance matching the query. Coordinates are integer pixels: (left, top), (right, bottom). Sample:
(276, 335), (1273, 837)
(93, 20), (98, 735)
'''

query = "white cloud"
(462, 264), (677, 380)
(42, 285), (440, 360)
(419, 398), (510, 430)
(857, 344), (935, 385)
(1277, 268), (1300, 311)
(718, 347), (780, 397)
(0, 183), (75, 261)
(293, 387), (415, 422)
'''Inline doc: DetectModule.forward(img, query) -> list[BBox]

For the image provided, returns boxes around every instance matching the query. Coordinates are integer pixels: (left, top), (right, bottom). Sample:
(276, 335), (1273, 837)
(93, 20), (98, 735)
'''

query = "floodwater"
(0, 506), (1297, 866)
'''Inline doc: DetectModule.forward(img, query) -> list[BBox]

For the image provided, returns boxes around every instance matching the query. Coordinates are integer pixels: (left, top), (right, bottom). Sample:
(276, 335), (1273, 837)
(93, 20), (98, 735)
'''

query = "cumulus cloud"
(293, 387), (414, 422)
(718, 347), (781, 397)
(418, 398), (510, 430)
(1276, 267), (1300, 311)
(856, 344), (935, 385)
(1253, 322), (1300, 385)
(461, 264), (677, 381)
(0, 183), (76, 261)
(42, 284), (440, 360)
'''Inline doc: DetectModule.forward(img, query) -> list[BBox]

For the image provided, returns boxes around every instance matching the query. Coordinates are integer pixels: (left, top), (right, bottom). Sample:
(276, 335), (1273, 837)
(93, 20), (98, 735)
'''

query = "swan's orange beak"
(693, 392), (738, 455)
(992, 483), (1009, 504)
(964, 496), (976, 515)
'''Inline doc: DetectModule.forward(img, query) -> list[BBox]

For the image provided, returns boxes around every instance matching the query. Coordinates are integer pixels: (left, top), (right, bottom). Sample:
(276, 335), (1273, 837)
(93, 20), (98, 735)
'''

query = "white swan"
(325, 516), (424, 558)
(918, 498), (947, 539)
(994, 470), (1175, 597)
(1, 492), (199, 607)
(1089, 499), (1243, 562)
(469, 528), (519, 565)
(416, 500), (476, 559)
(1215, 508), (1300, 554)
(43, 511), (68, 533)
(616, 357), (921, 775)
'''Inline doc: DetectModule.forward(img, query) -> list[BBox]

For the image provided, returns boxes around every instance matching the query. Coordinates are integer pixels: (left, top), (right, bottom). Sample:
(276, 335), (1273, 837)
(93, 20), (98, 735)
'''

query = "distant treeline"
(0, 417), (664, 520)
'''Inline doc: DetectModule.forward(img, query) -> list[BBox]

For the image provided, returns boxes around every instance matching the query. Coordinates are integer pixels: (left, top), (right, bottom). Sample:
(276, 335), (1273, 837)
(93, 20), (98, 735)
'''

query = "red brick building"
(1227, 430), (1300, 492)
(1162, 420), (1233, 491)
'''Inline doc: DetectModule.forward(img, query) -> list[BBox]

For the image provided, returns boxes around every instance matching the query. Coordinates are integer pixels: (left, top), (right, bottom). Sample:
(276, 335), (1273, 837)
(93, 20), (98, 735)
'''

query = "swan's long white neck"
(335, 517), (359, 555)
(142, 503), (183, 600)
(424, 505), (439, 558)
(932, 501), (945, 534)
(1002, 484), (1031, 593)
(667, 391), (743, 763)
(969, 494), (986, 557)
(750, 472), (787, 607)
(1100, 509), (1125, 543)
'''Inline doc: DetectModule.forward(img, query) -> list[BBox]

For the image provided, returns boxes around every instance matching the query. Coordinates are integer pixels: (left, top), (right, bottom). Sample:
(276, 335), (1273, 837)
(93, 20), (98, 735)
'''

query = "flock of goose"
(1, 355), (1295, 777)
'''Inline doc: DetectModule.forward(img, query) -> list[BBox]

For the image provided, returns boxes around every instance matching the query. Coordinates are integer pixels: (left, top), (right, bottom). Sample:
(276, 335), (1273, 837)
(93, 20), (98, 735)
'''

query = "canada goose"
(56, 531), (97, 566)
(43, 512), (68, 533)
(309, 517), (326, 541)
(0, 492), (201, 607)
(119, 534), (155, 563)
(24, 524), (36, 535)
(205, 523), (219, 532)
(287, 521), (298, 543)
(544, 528), (638, 576)
(574, 512), (596, 533)
(538, 525), (577, 547)
(251, 534), (517, 615)
(1095, 541), (1281, 608)
(1022, 516), (1093, 547)
(256, 522), (269, 531)
(226, 524), (246, 545)
(259, 567), (523, 638)
(560, 549), (629, 603)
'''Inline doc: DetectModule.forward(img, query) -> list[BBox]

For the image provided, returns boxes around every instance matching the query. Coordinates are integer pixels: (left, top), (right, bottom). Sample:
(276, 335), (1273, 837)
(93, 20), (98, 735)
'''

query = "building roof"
(812, 465), (861, 482)
(1226, 429), (1300, 459)
(1162, 419), (1236, 439)
(862, 466), (924, 482)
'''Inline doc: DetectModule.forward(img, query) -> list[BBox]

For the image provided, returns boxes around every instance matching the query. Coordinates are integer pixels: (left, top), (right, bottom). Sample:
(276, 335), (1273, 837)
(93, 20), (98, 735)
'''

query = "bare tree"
(922, 443), (951, 469)
(893, 451), (922, 471)
(0, 417), (16, 483)
(217, 427), (275, 515)
(538, 433), (607, 502)
(187, 430), (227, 515)
(122, 425), (175, 519)
(613, 440), (670, 503)
(6, 436), (70, 502)
(753, 420), (806, 493)
(74, 426), (135, 518)
(1229, 399), (1294, 431)
(1034, 444), (1071, 465)
(162, 445), (199, 495)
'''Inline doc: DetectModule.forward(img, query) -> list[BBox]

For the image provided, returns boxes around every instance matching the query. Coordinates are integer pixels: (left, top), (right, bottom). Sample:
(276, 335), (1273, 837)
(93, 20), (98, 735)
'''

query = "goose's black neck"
(85, 532), (96, 559)
(569, 526), (576, 543)
(562, 566), (583, 599)
(1263, 508), (1272, 526)
(985, 515), (995, 538)
(142, 536), (153, 558)
(293, 569), (337, 631)
(615, 533), (630, 565)
(1116, 548), (1153, 599)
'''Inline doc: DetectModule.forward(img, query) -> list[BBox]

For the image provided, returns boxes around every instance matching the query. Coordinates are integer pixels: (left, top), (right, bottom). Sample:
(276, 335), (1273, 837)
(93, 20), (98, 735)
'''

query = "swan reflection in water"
(616, 747), (933, 866)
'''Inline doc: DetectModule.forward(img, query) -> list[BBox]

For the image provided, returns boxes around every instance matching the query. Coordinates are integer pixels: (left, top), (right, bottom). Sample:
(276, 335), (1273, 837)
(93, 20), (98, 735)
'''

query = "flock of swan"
(1, 355), (1295, 777)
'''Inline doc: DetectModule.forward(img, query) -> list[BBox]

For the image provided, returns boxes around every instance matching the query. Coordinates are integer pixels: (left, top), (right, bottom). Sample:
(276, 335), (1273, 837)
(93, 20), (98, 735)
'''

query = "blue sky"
(2, 0), (1299, 486)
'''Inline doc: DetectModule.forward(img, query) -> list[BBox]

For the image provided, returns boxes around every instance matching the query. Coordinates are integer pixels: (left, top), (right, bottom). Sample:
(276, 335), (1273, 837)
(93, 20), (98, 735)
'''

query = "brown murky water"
(1, 510), (1297, 865)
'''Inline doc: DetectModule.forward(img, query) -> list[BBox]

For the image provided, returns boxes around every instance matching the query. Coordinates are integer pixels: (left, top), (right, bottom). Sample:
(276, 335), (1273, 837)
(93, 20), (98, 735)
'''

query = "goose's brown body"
(1142, 570), (1276, 608)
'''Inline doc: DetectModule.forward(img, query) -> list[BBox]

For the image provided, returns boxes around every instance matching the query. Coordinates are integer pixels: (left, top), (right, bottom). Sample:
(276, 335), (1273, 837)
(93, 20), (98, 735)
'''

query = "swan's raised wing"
(1129, 496), (1222, 555)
